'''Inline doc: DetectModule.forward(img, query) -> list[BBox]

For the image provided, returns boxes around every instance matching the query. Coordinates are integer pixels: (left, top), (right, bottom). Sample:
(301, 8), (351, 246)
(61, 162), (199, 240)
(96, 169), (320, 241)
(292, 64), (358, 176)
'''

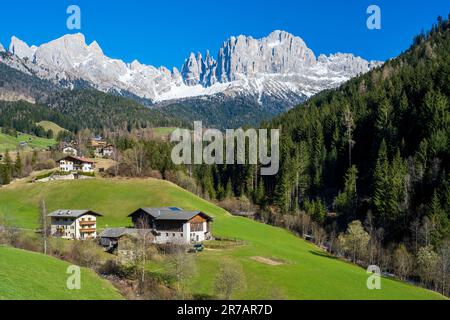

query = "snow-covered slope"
(1, 31), (382, 110)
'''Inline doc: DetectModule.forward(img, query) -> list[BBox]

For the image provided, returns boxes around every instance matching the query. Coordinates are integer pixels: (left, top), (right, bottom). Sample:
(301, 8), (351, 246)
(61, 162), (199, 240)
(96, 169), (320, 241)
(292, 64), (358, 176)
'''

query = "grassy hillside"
(37, 121), (67, 136)
(0, 178), (445, 300)
(0, 246), (122, 300)
(0, 131), (56, 153)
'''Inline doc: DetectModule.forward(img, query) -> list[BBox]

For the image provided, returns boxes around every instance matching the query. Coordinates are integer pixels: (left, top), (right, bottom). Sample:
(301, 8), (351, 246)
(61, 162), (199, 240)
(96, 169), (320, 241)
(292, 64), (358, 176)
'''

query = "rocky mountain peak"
(2, 30), (382, 107)
(89, 40), (103, 55)
(9, 36), (37, 61)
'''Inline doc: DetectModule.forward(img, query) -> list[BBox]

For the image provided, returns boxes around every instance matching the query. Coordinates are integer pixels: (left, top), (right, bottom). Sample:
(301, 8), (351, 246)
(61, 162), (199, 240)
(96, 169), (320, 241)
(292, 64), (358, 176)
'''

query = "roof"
(48, 210), (103, 218)
(128, 207), (213, 222)
(99, 228), (139, 238)
(58, 156), (95, 164)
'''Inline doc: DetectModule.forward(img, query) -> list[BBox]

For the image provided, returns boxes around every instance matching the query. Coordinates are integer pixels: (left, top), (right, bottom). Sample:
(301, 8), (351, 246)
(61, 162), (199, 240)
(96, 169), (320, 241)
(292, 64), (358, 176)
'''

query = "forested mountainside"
(159, 94), (273, 129)
(0, 60), (187, 134)
(201, 17), (450, 246)
(43, 89), (187, 131)
(0, 101), (76, 136)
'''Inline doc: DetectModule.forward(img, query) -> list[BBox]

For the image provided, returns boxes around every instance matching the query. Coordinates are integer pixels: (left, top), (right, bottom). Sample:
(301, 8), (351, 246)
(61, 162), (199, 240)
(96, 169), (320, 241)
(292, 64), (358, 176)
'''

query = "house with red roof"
(58, 155), (95, 173)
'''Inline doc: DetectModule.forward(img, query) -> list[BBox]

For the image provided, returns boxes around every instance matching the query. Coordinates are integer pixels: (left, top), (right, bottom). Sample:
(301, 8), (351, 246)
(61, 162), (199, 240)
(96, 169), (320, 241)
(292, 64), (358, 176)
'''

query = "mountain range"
(0, 31), (382, 128)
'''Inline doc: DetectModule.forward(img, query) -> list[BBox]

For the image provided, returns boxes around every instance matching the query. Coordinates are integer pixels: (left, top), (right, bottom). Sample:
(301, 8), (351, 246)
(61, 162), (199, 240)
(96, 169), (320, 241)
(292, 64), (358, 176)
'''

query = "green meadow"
(0, 246), (122, 300)
(36, 121), (67, 136)
(0, 131), (56, 153)
(0, 178), (445, 300)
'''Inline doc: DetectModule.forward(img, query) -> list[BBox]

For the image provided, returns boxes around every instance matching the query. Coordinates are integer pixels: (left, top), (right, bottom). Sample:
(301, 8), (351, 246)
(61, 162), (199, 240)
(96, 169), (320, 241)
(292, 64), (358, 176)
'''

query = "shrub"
(33, 159), (56, 171)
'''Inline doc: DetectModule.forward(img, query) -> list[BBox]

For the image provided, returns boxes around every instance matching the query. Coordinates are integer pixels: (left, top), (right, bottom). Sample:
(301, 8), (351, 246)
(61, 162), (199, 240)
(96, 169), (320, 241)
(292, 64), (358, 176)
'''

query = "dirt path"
(251, 256), (285, 266)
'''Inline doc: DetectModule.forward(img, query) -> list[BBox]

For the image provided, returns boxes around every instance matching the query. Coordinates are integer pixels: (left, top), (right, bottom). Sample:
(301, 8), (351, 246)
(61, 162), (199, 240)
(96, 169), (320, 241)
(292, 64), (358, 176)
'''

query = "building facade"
(48, 210), (102, 240)
(59, 156), (95, 173)
(128, 207), (213, 244)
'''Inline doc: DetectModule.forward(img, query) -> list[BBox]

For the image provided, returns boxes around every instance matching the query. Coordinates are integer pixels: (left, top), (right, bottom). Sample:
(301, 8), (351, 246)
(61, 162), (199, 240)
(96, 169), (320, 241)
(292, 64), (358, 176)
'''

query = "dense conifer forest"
(198, 17), (450, 248)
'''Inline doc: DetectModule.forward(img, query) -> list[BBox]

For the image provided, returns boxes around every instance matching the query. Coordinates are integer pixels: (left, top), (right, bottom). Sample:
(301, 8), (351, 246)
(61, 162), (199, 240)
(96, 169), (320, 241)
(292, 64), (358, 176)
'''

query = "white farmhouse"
(48, 210), (102, 240)
(128, 207), (213, 244)
(59, 156), (95, 173)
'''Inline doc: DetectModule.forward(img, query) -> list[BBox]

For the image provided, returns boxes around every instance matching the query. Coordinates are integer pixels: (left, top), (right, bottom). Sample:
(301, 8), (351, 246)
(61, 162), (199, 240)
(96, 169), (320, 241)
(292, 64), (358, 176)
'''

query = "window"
(166, 233), (169, 237)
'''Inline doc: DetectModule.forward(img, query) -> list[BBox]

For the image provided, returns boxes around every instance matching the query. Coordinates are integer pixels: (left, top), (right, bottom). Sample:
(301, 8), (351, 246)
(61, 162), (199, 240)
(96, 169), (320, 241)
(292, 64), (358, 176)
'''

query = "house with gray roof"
(128, 207), (213, 244)
(48, 209), (102, 240)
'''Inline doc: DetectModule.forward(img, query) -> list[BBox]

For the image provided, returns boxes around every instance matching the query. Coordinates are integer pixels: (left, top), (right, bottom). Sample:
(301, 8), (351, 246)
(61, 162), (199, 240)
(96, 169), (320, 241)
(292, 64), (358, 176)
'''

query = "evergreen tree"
(255, 179), (265, 205)
(14, 152), (23, 178)
(334, 165), (358, 219)
(373, 140), (389, 221)
(225, 179), (234, 199)
(3, 151), (13, 184)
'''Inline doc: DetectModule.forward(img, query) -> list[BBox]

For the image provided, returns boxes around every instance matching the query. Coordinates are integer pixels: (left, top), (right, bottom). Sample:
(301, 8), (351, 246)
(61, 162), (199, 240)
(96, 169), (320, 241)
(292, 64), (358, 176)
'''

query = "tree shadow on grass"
(308, 250), (338, 260)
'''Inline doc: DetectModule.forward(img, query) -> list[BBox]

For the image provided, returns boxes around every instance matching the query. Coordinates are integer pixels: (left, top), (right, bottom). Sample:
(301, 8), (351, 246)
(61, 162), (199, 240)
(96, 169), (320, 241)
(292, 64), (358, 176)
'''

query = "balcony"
(79, 221), (96, 226)
(80, 228), (96, 233)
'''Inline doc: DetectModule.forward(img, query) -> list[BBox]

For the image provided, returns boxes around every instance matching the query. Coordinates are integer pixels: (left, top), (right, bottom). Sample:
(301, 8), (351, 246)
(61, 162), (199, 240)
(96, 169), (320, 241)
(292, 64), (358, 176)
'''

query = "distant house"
(58, 156), (95, 173)
(94, 144), (114, 158)
(91, 139), (107, 148)
(62, 146), (78, 157)
(128, 207), (213, 244)
(48, 210), (102, 240)
(101, 145), (115, 158)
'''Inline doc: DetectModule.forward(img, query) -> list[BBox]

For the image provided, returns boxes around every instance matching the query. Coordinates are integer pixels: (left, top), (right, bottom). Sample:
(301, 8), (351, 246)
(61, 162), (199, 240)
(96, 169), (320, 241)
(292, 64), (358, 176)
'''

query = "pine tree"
(274, 153), (292, 213)
(376, 99), (393, 143)
(373, 140), (389, 221)
(255, 179), (265, 205)
(225, 179), (234, 199)
(334, 165), (358, 219)
(430, 190), (450, 245)
(389, 150), (408, 222)
(3, 150), (13, 184)
(14, 152), (23, 178)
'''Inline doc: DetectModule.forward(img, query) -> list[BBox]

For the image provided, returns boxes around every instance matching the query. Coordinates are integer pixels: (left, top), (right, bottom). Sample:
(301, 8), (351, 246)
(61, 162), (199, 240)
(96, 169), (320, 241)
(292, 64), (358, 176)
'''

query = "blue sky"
(0, 0), (448, 69)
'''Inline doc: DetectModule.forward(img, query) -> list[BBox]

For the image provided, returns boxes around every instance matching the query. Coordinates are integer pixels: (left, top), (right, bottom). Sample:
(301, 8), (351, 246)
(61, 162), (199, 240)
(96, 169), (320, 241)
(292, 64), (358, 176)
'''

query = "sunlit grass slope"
(0, 179), (445, 300)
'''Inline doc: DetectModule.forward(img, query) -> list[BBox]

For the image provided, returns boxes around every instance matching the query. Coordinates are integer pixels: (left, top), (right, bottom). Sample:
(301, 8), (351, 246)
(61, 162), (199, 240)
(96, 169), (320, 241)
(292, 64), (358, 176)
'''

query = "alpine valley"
(0, 31), (381, 128)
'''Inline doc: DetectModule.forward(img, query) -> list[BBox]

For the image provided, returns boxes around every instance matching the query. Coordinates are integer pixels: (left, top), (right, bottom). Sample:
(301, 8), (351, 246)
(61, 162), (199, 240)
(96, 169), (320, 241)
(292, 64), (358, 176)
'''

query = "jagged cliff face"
(1, 31), (382, 113)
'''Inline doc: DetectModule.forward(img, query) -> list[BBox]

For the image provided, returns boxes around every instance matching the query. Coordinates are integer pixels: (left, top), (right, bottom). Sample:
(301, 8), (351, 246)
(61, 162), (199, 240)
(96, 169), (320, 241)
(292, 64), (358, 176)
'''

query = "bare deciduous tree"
(214, 259), (246, 300)
(394, 244), (414, 280)
(135, 216), (154, 294)
(343, 104), (355, 167)
(39, 199), (50, 255)
(168, 247), (197, 297)
(437, 240), (450, 295)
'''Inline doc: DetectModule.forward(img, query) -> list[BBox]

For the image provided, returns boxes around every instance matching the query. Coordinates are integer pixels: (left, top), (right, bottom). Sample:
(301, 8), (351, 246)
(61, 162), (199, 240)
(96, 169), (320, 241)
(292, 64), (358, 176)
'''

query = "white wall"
(50, 217), (76, 239)
(76, 214), (98, 240)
